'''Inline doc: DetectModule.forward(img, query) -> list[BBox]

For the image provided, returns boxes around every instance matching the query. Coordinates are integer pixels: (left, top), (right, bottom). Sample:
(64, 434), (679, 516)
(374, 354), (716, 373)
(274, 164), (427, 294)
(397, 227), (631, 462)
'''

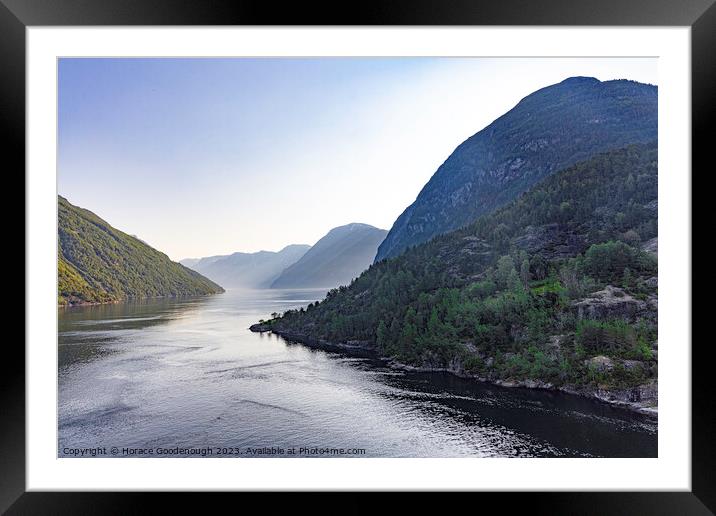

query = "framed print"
(5, 0), (713, 512)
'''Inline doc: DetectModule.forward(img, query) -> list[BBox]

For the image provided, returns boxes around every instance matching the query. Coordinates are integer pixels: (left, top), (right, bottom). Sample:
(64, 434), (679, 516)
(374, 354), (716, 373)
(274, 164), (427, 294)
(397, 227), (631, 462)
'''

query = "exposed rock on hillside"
(514, 223), (588, 259)
(642, 237), (658, 255)
(572, 286), (656, 322)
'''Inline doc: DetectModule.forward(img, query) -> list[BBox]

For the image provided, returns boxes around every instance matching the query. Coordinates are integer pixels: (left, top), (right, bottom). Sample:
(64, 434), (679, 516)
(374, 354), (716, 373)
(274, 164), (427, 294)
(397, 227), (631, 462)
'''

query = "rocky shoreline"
(248, 324), (658, 418)
(59, 291), (223, 308)
(59, 299), (122, 308)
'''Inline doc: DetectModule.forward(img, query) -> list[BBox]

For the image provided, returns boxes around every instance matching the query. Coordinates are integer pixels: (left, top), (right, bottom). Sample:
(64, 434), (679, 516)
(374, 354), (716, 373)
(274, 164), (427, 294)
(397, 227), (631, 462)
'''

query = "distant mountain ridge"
(178, 258), (201, 268)
(182, 245), (311, 289)
(58, 196), (223, 305)
(375, 77), (658, 262)
(180, 253), (230, 271)
(270, 223), (388, 289)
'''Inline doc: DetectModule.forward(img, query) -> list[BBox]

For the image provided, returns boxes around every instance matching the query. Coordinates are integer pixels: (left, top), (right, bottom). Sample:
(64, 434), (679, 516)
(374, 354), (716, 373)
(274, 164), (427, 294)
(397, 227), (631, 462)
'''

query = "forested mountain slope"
(58, 196), (224, 305)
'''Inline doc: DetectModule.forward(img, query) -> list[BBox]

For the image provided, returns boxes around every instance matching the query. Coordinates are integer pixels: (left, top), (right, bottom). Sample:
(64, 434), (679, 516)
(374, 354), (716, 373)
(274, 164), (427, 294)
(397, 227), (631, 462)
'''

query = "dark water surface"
(58, 289), (657, 458)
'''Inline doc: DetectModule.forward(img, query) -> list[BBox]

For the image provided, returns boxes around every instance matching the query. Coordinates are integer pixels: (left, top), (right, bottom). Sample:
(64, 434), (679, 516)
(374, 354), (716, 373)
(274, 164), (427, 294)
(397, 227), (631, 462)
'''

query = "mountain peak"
(280, 244), (311, 252)
(559, 76), (600, 85)
(329, 222), (382, 234)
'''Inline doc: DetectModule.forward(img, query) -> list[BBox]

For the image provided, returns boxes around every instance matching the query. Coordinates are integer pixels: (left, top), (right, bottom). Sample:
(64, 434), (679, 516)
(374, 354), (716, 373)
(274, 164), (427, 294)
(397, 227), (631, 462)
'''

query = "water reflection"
(58, 296), (212, 370)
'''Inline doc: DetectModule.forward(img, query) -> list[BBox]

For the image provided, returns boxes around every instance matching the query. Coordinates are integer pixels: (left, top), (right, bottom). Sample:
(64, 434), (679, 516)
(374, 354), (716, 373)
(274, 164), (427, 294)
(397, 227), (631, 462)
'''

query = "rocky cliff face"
(375, 77), (658, 262)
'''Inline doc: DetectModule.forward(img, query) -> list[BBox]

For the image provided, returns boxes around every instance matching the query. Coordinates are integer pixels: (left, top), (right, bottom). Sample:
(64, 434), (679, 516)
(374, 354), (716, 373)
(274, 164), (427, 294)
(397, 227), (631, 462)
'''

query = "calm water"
(58, 289), (657, 458)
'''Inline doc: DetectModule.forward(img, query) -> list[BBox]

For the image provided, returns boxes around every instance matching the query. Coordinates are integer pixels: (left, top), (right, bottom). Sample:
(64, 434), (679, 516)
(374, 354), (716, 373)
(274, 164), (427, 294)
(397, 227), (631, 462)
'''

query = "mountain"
(180, 254), (228, 270)
(375, 77), (658, 262)
(270, 223), (388, 289)
(254, 143), (658, 402)
(183, 245), (311, 289)
(58, 196), (223, 305)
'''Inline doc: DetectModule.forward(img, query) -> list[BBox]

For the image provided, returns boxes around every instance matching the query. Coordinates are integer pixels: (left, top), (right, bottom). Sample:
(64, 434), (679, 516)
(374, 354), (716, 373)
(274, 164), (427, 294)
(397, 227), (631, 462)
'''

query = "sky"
(58, 57), (657, 261)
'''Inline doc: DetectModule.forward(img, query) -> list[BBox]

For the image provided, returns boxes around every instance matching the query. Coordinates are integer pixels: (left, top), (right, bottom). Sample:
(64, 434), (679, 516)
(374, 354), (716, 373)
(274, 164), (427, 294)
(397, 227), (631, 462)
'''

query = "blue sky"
(59, 57), (657, 260)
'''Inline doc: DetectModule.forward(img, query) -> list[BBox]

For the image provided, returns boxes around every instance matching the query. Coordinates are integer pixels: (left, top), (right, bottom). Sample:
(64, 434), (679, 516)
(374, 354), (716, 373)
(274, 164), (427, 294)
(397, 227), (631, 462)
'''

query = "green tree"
(376, 320), (387, 347)
(520, 258), (532, 286)
(496, 256), (521, 291)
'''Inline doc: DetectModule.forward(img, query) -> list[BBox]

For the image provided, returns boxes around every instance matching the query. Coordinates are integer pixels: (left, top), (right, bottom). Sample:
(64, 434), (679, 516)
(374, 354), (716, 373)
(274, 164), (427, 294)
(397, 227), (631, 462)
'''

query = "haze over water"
(58, 290), (656, 458)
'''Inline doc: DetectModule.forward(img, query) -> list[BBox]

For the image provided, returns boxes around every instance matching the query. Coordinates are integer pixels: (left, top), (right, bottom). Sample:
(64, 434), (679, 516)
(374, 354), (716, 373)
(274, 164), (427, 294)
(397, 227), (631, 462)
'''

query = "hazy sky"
(58, 57), (657, 261)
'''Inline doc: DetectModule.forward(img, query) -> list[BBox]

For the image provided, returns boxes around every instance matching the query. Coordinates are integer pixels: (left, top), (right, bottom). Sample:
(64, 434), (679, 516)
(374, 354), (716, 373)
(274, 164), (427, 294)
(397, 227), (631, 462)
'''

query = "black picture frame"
(4, 0), (712, 513)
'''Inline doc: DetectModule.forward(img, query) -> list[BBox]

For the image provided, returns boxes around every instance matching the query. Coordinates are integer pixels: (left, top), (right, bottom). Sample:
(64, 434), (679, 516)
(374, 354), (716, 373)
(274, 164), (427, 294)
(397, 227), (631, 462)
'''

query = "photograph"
(7, 0), (709, 507)
(57, 56), (660, 459)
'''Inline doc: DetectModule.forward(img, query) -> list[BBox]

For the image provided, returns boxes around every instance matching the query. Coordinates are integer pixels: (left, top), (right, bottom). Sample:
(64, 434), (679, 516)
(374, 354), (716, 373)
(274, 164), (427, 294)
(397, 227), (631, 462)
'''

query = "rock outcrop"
(592, 380), (658, 410)
(572, 286), (656, 322)
(513, 223), (587, 259)
(642, 237), (658, 255)
(584, 355), (615, 372)
(249, 323), (272, 332)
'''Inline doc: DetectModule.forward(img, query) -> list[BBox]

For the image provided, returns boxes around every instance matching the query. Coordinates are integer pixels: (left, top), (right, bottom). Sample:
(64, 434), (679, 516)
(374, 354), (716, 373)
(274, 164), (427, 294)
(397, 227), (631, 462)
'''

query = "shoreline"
(250, 324), (658, 418)
(59, 291), (224, 308)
